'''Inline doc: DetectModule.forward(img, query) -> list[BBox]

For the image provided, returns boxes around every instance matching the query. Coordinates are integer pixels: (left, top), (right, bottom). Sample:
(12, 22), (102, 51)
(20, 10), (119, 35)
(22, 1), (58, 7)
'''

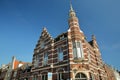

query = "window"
(33, 75), (38, 80)
(73, 42), (83, 59)
(60, 36), (64, 40)
(73, 42), (77, 58)
(34, 55), (39, 67)
(58, 73), (63, 80)
(90, 73), (95, 80)
(88, 51), (91, 62)
(75, 73), (87, 80)
(40, 41), (45, 48)
(42, 74), (47, 80)
(13, 71), (17, 77)
(34, 59), (39, 67)
(43, 53), (48, 65)
(57, 47), (63, 61)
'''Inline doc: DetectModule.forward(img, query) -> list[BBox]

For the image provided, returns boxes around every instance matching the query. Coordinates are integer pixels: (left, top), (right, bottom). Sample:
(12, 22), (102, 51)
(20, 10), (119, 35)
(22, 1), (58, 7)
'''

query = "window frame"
(72, 41), (84, 59)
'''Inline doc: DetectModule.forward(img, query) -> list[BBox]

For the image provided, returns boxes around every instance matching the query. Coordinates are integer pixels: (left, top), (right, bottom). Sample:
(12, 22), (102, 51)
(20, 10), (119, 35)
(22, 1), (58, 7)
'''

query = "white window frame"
(73, 41), (84, 59)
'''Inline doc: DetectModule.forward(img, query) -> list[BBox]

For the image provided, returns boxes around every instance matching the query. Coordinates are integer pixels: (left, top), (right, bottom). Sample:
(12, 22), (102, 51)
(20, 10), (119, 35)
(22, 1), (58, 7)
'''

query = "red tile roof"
(13, 60), (25, 69)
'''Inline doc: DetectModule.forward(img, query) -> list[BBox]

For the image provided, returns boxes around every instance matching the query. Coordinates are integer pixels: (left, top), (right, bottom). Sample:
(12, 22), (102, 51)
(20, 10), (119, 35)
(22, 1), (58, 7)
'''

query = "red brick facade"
(30, 4), (116, 80)
(0, 3), (117, 80)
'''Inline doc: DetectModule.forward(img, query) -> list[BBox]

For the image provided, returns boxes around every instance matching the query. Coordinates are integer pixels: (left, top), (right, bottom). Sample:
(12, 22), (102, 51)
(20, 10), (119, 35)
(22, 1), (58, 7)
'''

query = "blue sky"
(0, 0), (120, 70)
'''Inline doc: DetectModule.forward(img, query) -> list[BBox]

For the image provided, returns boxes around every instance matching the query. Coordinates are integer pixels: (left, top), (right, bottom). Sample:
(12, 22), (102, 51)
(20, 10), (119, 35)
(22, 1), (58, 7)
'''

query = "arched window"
(75, 73), (87, 80)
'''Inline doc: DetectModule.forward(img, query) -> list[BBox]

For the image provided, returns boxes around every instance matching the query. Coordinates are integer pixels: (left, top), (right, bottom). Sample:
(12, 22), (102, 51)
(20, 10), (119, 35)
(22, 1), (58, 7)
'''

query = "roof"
(54, 32), (67, 42)
(13, 60), (25, 70)
(88, 40), (94, 47)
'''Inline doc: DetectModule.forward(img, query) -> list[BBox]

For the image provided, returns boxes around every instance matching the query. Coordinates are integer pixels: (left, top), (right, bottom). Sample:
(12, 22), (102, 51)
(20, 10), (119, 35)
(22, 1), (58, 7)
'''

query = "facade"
(0, 64), (10, 80)
(10, 63), (32, 80)
(31, 4), (116, 80)
(0, 3), (119, 80)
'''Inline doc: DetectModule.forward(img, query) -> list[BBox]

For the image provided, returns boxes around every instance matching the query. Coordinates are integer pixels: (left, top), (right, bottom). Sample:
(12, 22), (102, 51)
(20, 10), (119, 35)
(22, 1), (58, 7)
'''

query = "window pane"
(75, 73), (87, 80)
(77, 42), (80, 48)
(73, 42), (84, 59)
(73, 48), (77, 58)
(58, 47), (63, 61)
(44, 53), (48, 65)
(45, 75), (47, 80)
(75, 73), (80, 78)
(58, 73), (63, 80)
(42, 75), (44, 80)
(41, 41), (44, 48)
(77, 48), (82, 58)
(80, 73), (86, 78)
(73, 42), (76, 48)
(59, 52), (63, 61)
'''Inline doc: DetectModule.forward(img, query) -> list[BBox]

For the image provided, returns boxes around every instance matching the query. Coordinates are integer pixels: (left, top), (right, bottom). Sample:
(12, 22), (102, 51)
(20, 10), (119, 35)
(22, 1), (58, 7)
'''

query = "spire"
(69, 0), (76, 18)
(70, 0), (74, 12)
(43, 27), (47, 31)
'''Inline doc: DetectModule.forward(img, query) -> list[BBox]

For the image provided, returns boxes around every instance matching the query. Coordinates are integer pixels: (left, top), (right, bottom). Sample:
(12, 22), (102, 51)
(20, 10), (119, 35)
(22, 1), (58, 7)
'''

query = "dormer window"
(60, 36), (64, 40)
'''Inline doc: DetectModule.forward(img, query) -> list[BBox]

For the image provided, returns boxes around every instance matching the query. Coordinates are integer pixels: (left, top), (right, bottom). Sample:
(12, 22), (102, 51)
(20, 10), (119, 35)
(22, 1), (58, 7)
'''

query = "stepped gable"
(34, 27), (53, 53)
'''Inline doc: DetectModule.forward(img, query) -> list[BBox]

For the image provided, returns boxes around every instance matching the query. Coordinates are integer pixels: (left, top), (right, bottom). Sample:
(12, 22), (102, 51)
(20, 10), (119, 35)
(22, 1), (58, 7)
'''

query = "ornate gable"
(32, 27), (54, 68)
(34, 27), (53, 53)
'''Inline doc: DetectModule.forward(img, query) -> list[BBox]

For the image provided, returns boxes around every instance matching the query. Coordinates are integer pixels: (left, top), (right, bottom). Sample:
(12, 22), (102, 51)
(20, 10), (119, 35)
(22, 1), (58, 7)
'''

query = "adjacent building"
(0, 56), (29, 80)
(10, 62), (32, 80)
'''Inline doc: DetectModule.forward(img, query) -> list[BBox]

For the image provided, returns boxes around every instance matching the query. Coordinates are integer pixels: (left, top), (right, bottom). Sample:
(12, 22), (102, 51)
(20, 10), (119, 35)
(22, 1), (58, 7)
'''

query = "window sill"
(73, 58), (84, 63)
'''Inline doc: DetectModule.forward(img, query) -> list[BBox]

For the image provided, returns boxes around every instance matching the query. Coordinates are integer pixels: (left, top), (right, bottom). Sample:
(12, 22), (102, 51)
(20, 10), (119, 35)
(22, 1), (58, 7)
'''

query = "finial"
(70, 0), (74, 12)
(92, 35), (96, 40)
(69, 0), (76, 18)
(43, 27), (47, 31)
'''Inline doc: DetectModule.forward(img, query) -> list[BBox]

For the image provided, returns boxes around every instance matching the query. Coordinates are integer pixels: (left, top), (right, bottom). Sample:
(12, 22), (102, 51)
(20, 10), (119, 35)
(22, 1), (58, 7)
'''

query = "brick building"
(0, 64), (9, 80)
(0, 56), (27, 80)
(31, 4), (115, 80)
(10, 63), (32, 80)
(104, 64), (116, 80)
(0, 3), (118, 80)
